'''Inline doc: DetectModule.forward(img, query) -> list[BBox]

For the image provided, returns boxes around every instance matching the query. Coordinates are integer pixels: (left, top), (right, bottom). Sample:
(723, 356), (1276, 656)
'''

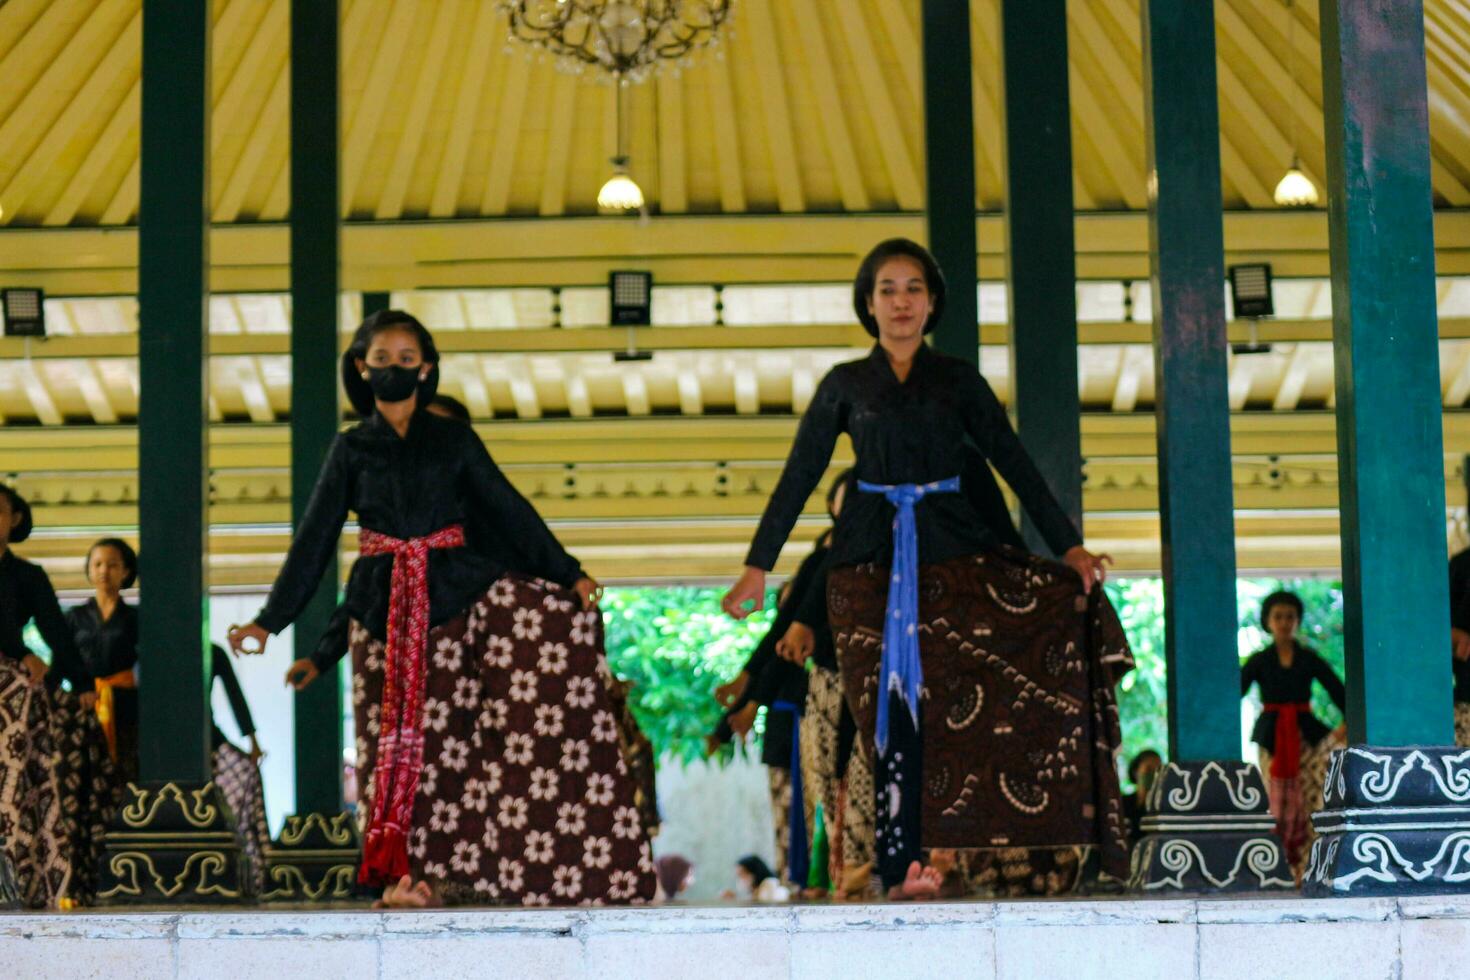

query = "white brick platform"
(2, 895), (1466, 980)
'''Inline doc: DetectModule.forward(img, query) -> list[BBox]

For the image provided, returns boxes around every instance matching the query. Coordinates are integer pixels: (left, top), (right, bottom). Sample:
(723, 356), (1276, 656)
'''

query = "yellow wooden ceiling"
(4, 0), (1470, 232)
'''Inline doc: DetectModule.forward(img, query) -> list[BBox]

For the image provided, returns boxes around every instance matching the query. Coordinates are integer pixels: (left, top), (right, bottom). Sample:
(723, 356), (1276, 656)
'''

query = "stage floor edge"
(2, 893), (1465, 979)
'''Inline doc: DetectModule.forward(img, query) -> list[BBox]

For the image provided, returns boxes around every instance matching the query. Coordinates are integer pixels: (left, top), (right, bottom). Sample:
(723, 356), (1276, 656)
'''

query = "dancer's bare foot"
(887, 861), (943, 901)
(372, 875), (439, 909)
(835, 862), (872, 901)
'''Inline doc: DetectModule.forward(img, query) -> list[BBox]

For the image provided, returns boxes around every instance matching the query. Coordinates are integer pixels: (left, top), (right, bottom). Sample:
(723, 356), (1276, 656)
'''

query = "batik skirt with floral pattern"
(350, 574), (657, 906)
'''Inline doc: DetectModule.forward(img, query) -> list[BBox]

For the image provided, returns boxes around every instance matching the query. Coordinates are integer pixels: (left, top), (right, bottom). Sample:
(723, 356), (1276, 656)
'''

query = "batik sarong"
(351, 575), (657, 906)
(829, 546), (1134, 880)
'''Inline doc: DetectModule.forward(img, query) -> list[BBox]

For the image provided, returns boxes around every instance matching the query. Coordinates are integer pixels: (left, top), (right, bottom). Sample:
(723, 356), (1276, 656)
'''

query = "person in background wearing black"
(67, 538), (141, 782)
(0, 485), (116, 908)
(1240, 590), (1346, 879)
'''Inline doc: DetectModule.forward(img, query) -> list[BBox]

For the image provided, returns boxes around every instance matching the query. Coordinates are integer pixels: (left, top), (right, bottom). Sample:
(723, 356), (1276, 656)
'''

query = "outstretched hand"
(285, 658), (320, 691)
(776, 622), (815, 664)
(227, 621), (270, 656)
(722, 566), (767, 620)
(1063, 546), (1112, 595)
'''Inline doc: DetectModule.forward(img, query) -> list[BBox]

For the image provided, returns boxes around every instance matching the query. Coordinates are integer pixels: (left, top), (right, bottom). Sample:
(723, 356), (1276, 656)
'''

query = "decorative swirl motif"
(998, 772), (1050, 815)
(1162, 761), (1262, 812)
(1144, 837), (1292, 890)
(262, 864), (356, 902)
(277, 812), (356, 848)
(1332, 831), (1470, 891)
(98, 850), (241, 901)
(1348, 748), (1470, 804)
(119, 782), (222, 830)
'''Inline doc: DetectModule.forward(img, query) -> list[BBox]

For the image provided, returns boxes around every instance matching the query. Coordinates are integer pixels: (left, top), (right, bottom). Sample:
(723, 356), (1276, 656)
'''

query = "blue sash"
(856, 476), (961, 755)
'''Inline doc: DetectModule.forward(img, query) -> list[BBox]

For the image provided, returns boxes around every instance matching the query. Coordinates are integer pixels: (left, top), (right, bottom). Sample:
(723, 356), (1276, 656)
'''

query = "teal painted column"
(137, 0), (212, 783)
(921, 0), (978, 367)
(1141, 0), (1240, 762)
(290, 0), (343, 814)
(1320, 0), (1450, 744)
(998, 0), (1083, 548)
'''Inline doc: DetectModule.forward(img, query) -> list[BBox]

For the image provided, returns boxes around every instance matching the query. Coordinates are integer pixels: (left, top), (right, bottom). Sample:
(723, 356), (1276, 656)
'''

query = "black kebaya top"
(745, 344), (1081, 572)
(1240, 643), (1347, 752)
(256, 410), (582, 641)
(67, 597), (140, 679)
(0, 549), (90, 691)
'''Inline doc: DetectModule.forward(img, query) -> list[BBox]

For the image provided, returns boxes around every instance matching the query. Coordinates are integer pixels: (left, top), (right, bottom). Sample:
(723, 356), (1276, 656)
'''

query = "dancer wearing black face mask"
(228, 310), (656, 908)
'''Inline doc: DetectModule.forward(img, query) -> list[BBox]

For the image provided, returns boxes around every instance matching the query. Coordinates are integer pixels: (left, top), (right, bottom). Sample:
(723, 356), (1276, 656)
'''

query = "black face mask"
(367, 365), (423, 403)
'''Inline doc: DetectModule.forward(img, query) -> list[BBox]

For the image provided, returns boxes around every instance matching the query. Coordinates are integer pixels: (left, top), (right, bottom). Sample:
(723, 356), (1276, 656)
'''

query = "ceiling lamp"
(1274, 160), (1319, 207)
(501, 1), (732, 81)
(597, 78), (644, 213)
(1273, 0), (1319, 208)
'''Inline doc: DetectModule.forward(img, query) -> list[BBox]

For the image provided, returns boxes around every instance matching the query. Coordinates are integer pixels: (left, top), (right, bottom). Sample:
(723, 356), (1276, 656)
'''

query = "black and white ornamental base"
(1305, 745), (1470, 897)
(1128, 759), (1294, 893)
(261, 811), (362, 903)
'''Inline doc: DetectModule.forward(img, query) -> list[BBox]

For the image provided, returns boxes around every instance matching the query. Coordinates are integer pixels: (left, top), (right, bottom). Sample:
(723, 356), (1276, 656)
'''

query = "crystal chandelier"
(502, 1), (733, 81)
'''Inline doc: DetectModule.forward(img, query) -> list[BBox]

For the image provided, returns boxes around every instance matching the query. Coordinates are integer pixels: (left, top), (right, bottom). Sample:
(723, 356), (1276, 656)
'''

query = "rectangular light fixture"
(1228, 263), (1274, 319)
(2, 288), (45, 337)
(609, 270), (652, 326)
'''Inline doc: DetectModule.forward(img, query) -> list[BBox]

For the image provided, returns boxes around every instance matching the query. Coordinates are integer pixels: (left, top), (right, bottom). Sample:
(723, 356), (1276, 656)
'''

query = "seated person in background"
(1240, 590), (1345, 878)
(1121, 749), (1162, 845)
(653, 853), (693, 904)
(723, 854), (788, 903)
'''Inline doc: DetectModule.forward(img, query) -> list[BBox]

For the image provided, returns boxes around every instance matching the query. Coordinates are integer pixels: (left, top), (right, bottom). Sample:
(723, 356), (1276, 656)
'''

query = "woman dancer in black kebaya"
(725, 239), (1134, 898)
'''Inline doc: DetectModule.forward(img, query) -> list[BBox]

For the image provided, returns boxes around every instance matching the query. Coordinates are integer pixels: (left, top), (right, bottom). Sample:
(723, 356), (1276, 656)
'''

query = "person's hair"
(655, 853), (693, 898)
(736, 855), (774, 886)
(86, 537), (139, 590)
(430, 393), (472, 423)
(1127, 748), (1162, 784)
(852, 238), (947, 338)
(1260, 590), (1305, 631)
(0, 484), (34, 544)
(340, 309), (441, 417)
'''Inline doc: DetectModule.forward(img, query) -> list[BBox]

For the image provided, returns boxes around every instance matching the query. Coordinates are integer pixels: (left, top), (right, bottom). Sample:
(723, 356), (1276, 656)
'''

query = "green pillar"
(1141, 0), (1240, 762)
(998, 0), (1082, 548)
(1320, 0), (1450, 744)
(290, 0), (343, 814)
(137, 0), (212, 784)
(921, 0), (978, 366)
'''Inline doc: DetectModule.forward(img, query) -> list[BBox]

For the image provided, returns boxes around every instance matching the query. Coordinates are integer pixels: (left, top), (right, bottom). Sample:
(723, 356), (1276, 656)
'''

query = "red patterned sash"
(1264, 701), (1311, 780)
(357, 523), (465, 886)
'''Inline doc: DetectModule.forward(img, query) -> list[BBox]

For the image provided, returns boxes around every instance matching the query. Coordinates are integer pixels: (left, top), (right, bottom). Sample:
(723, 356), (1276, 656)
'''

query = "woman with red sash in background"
(1241, 590), (1346, 879)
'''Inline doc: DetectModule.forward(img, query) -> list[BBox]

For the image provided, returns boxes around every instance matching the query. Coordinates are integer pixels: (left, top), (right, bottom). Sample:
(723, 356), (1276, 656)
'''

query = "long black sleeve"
(745, 372), (844, 571)
(963, 376), (1082, 557)
(212, 646), (256, 738)
(462, 435), (582, 588)
(29, 568), (90, 691)
(1311, 650), (1347, 713)
(1241, 651), (1260, 697)
(310, 602), (353, 673)
(258, 435), (352, 634)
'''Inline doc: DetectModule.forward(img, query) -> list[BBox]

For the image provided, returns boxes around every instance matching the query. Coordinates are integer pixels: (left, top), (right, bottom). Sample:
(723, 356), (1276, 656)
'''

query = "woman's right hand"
(728, 701), (759, 738)
(722, 566), (767, 620)
(21, 653), (47, 686)
(285, 659), (320, 691)
(227, 622), (270, 656)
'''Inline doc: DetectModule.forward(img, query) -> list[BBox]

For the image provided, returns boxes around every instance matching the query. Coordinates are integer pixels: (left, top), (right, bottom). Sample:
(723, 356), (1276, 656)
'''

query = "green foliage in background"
(597, 578), (1349, 777)
(601, 587), (777, 765)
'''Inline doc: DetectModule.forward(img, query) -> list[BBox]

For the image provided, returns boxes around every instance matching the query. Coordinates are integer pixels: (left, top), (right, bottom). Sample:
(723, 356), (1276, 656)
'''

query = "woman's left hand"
(78, 691), (98, 711)
(574, 576), (603, 610)
(248, 735), (265, 764)
(1063, 546), (1112, 594)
